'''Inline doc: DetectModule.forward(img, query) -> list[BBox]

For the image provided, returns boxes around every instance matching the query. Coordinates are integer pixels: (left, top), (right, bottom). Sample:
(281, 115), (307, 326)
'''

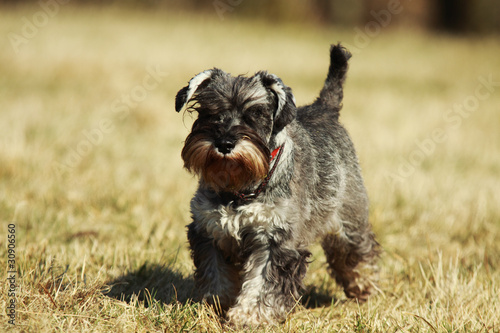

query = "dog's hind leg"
(321, 201), (380, 302)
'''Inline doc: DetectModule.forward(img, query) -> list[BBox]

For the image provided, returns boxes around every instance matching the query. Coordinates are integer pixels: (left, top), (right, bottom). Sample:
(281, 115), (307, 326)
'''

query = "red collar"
(270, 146), (281, 160)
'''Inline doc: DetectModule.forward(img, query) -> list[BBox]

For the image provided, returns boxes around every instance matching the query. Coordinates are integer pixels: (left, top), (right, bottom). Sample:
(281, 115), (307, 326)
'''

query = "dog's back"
(291, 44), (370, 247)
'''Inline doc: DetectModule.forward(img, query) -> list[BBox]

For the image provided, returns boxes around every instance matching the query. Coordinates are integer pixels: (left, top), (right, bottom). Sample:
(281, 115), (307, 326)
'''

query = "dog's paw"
(201, 293), (232, 314)
(344, 282), (373, 303)
(344, 270), (379, 303)
(226, 306), (276, 328)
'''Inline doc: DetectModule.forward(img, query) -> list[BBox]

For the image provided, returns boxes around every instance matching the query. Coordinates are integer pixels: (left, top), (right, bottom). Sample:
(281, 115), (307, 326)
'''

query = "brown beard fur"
(181, 134), (270, 193)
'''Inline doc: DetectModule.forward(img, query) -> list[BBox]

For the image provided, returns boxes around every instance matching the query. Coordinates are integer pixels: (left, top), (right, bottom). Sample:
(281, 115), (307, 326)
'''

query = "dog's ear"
(175, 69), (220, 112)
(258, 72), (297, 134)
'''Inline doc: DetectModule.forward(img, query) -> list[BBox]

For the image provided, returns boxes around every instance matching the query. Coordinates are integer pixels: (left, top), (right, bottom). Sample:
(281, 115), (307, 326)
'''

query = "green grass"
(1, 5), (500, 332)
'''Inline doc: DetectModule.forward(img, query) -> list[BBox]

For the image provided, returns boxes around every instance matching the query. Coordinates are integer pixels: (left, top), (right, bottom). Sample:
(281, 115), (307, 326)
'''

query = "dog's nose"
(215, 139), (236, 155)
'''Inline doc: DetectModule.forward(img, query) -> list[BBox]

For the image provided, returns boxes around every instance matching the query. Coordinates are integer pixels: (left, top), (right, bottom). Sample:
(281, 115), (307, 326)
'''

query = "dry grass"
(1, 4), (499, 332)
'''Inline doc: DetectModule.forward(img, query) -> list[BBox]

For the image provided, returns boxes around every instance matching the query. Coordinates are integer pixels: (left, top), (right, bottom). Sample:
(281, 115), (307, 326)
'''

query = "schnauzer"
(175, 44), (379, 326)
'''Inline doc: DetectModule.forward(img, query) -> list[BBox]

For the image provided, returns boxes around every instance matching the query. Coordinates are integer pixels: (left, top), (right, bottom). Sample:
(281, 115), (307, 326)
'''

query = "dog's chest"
(192, 198), (288, 243)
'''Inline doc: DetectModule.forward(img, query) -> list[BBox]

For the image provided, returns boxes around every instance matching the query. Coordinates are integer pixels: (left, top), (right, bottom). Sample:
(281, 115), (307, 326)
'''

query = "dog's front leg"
(187, 222), (240, 311)
(227, 236), (310, 326)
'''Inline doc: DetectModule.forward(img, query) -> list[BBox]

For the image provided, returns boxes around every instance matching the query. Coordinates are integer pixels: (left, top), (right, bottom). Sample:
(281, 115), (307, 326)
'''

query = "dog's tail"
(315, 44), (351, 112)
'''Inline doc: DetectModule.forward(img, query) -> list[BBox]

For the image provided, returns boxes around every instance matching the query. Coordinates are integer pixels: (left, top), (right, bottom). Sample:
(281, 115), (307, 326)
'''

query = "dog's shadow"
(104, 262), (337, 310)
(104, 262), (196, 305)
(301, 285), (342, 309)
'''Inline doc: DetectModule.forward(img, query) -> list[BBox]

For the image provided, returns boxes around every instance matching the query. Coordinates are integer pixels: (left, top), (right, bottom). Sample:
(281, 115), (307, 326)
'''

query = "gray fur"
(176, 44), (380, 327)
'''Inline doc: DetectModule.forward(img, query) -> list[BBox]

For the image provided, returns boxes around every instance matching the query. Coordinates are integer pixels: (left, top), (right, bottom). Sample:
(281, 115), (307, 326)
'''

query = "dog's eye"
(246, 106), (264, 119)
(213, 114), (226, 124)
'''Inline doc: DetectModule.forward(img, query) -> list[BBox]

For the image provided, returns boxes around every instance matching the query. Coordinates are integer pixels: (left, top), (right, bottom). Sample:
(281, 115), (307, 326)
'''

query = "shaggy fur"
(175, 44), (380, 327)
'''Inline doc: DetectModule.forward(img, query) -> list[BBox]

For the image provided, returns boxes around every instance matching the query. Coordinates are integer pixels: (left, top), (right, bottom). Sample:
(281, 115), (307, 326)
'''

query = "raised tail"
(315, 44), (352, 110)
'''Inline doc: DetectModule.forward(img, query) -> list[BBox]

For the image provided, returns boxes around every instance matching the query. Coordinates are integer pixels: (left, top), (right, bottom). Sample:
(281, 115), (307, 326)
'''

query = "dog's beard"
(182, 132), (270, 193)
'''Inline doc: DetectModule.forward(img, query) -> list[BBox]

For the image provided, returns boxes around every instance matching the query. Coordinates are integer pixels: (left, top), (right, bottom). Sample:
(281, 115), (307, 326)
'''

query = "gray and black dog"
(175, 44), (379, 326)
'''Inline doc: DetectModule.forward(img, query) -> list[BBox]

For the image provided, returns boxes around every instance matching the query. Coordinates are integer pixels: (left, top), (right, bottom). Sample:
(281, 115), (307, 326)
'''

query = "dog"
(175, 44), (380, 326)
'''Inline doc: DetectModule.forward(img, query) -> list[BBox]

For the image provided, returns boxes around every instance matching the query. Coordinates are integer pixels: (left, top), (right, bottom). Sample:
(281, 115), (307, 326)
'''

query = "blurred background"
(2, 0), (500, 33)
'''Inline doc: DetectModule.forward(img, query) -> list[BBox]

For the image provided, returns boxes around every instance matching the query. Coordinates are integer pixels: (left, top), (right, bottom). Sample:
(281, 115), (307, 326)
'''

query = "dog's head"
(175, 68), (296, 193)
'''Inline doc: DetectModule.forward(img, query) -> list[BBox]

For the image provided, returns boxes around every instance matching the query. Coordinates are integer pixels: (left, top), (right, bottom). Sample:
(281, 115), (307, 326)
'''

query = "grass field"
(1, 4), (500, 332)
